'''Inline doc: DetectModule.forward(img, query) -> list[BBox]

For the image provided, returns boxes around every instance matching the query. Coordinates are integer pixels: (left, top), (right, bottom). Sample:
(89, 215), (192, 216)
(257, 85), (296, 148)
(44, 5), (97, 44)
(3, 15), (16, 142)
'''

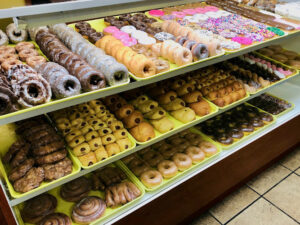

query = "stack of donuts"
(122, 129), (218, 189)
(161, 20), (223, 57)
(122, 90), (174, 133)
(35, 28), (106, 91)
(75, 21), (104, 44)
(51, 99), (132, 167)
(197, 103), (274, 145)
(95, 35), (156, 78)
(50, 23), (129, 86)
(2, 116), (73, 193)
(145, 82), (196, 123)
(103, 94), (156, 142)
(0, 72), (19, 115)
(4, 64), (51, 108)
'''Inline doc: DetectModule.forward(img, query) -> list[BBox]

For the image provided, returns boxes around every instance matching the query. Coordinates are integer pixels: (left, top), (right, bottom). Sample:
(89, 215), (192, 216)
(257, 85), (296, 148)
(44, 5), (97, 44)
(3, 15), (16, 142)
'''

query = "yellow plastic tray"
(69, 19), (225, 81)
(131, 97), (219, 145)
(247, 93), (295, 119)
(14, 163), (145, 225)
(117, 132), (222, 192)
(0, 124), (81, 199)
(193, 104), (276, 150)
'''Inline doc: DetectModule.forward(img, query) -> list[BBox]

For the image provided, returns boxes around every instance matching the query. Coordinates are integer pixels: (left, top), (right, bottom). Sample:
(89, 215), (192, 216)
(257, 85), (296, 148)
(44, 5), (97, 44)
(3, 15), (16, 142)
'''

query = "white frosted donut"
(120, 25), (136, 34)
(131, 30), (148, 40)
(138, 37), (156, 46)
(6, 23), (28, 44)
(193, 14), (208, 21)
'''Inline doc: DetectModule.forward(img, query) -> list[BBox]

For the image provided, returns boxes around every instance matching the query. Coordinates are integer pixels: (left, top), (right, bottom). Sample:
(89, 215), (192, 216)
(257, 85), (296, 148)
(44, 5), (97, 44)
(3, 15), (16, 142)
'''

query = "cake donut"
(185, 146), (205, 163)
(37, 62), (81, 98)
(172, 153), (192, 171)
(6, 23), (28, 44)
(140, 169), (163, 188)
(157, 160), (178, 178)
(0, 29), (9, 46)
(72, 196), (106, 224)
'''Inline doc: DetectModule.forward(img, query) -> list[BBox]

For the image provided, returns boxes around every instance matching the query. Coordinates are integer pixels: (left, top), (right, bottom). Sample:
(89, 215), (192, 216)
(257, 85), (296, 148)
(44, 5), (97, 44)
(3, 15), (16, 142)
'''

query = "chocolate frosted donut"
(39, 213), (72, 225)
(6, 23), (28, 44)
(21, 193), (57, 224)
(72, 196), (106, 224)
(77, 66), (106, 91)
(60, 177), (91, 202)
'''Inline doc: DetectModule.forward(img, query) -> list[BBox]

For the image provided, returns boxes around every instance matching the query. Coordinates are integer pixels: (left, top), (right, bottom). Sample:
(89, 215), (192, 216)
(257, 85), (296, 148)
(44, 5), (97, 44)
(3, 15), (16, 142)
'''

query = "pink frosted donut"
(103, 26), (120, 35)
(113, 31), (129, 39)
(232, 37), (253, 45)
(205, 6), (219, 12)
(149, 9), (164, 17)
(195, 8), (207, 13)
(182, 9), (197, 15)
(172, 11), (186, 18)
(123, 37), (137, 46)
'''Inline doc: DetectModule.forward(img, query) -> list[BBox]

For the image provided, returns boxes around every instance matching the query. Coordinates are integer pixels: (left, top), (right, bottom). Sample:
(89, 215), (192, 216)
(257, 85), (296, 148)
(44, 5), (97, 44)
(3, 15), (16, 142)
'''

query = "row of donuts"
(50, 99), (133, 167)
(19, 165), (142, 225)
(196, 103), (274, 145)
(121, 129), (218, 189)
(2, 116), (73, 193)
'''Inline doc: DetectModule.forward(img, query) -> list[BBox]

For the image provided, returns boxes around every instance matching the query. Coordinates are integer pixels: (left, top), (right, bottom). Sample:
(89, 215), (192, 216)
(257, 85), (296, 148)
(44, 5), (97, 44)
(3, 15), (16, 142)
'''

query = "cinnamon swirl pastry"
(60, 177), (91, 202)
(39, 213), (72, 225)
(72, 196), (106, 224)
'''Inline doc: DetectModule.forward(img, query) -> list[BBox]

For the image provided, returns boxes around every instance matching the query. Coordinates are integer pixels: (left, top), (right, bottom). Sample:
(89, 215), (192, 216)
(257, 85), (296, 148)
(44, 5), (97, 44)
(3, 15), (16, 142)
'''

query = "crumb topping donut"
(157, 160), (178, 179)
(140, 169), (163, 188)
(172, 153), (192, 171)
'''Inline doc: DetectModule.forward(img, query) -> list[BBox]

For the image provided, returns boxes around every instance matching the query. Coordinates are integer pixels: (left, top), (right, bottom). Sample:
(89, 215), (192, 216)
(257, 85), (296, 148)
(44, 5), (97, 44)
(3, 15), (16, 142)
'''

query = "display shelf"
(97, 80), (300, 225)
(1, 31), (300, 127)
(6, 74), (299, 207)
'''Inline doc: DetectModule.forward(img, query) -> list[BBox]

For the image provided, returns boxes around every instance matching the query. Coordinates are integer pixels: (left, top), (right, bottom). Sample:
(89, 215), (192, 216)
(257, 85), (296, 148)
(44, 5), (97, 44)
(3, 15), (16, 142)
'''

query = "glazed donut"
(0, 29), (9, 46)
(176, 36), (189, 46)
(172, 153), (192, 171)
(191, 43), (209, 60)
(1, 59), (22, 71)
(151, 43), (162, 56)
(72, 196), (106, 224)
(26, 56), (46, 68)
(15, 42), (35, 52)
(18, 49), (39, 61)
(173, 47), (193, 66)
(185, 146), (205, 163)
(140, 169), (163, 188)
(6, 23), (28, 44)
(0, 53), (19, 63)
(143, 151), (164, 167)
(157, 160), (178, 179)
(129, 54), (156, 78)
(199, 141), (218, 157)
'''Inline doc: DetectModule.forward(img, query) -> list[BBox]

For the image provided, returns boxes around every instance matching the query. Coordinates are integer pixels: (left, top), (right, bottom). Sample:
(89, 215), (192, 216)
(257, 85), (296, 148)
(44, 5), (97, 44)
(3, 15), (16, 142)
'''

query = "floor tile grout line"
(262, 196), (300, 225)
(279, 163), (295, 172)
(222, 196), (262, 225)
(208, 211), (223, 225)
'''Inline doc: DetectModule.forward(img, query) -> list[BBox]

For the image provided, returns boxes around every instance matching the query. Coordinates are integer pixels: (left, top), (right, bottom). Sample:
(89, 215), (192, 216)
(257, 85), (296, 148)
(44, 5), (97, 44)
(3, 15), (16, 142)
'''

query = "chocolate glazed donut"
(72, 196), (106, 224)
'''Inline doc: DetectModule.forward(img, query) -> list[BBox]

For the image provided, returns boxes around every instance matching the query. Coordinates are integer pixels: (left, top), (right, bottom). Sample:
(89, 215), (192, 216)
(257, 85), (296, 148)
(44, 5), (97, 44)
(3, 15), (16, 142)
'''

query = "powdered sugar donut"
(120, 25), (136, 34)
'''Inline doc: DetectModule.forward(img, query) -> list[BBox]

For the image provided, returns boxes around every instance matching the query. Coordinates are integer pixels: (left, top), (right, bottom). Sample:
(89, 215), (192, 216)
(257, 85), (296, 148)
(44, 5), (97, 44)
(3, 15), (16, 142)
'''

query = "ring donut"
(185, 146), (205, 163)
(140, 170), (163, 188)
(129, 54), (156, 78)
(1, 59), (22, 71)
(191, 43), (209, 60)
(157, 160), (178, 178)
(6, 23), (28, 44)
(18, 49), (39, 61)
(0, 46), (16, 55)
(26, 56), (46, 68)
(172, 153), (192, 171)
(0, 29), (9, 46)
(15, 42), (35, 52)
(173, 47), (193, 66)
(0, 53), (19, 63)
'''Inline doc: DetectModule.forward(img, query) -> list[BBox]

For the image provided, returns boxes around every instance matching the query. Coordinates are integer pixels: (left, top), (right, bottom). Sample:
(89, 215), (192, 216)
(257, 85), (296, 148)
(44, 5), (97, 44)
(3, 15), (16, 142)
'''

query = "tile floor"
(191, 147), (300, 225)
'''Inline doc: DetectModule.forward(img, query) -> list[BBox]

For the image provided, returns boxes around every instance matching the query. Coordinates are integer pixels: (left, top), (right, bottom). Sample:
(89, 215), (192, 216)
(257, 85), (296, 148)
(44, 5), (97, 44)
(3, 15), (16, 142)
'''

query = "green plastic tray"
(0, 124), (81, 199)
(193, 104), (276, 150)
(69, 19), (225, 81)
(13, 163), (145, 225)
(117, 133), (222, 192)
(247, 93), (295, 119)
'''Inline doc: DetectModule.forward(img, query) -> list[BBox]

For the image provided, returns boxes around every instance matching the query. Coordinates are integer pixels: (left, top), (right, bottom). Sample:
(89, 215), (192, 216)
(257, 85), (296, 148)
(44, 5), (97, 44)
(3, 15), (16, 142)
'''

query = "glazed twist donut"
(60, 177), (91, 202)
(72, 196), (106, 224)
(6, 23), (28, 44)
(21, 193), (57, 224)
(39, 213), (72, 225)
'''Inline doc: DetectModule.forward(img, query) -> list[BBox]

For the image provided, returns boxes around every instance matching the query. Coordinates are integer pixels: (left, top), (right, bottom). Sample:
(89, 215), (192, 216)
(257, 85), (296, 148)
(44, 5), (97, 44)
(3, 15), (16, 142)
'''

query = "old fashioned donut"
(1, 59), (22, 71)
(130, 54), (156, 77)
(199, 141), (217, 157)
(18, 49), (39, 61)
(0, 46), (16, 55)
(26, 56), (46, 68)
(15, 42), (35, 52)
(157, 160), (178, 179)
(172, 153), (192, 171)
(140, 169), (163, 188)
(0, 53), (19, 63)
(6, 23), (28, 44)
(0, 29), (9, 46)
(185, 146), (205, 163)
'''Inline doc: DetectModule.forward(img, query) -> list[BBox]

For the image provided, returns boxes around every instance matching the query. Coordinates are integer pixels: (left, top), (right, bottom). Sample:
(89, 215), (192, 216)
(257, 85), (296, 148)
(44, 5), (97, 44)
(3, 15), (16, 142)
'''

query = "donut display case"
(0, 0), (300, 225)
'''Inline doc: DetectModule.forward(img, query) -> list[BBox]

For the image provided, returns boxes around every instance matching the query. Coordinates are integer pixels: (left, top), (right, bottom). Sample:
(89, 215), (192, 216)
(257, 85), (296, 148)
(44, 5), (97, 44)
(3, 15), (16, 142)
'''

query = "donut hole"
(28, 85), (40, 98)
(114, 72), (124, 81)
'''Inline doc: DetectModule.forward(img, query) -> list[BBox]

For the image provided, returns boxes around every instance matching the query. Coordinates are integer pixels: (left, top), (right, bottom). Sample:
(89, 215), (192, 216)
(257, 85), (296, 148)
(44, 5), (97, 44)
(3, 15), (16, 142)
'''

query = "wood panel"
(0, 116), (299, 225)
(115, 115), (300, 225)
